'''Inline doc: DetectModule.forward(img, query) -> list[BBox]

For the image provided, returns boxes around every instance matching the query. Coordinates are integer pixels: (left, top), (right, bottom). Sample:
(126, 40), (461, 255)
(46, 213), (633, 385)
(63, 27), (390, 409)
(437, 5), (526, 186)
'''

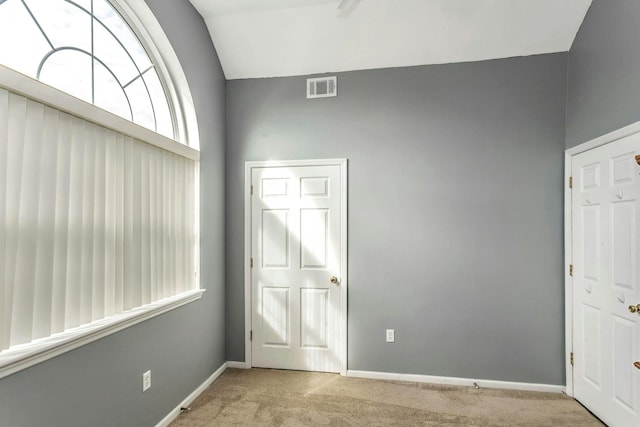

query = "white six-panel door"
(572, 134), (640, 427)
(250, 163), (344, 373)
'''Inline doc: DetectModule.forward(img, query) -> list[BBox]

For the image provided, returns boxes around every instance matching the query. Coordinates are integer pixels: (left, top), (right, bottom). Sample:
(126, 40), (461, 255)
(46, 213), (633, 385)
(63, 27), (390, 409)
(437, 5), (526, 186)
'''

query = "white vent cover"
(307, 76), (337, 99)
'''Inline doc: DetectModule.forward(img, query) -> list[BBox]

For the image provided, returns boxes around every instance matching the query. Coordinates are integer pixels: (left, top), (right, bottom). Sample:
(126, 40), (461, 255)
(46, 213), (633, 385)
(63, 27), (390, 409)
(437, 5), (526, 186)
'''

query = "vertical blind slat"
(4, 94), (25, 346)
(1, 89), (197, 354)
(176, 156), (183, 293)
(123, 136), (134, 311)
(169, 156), (176, 297)
(32, 105), (59, 340)
(192, 161), (199, 289)
(149, 148), (159, 303)
(0, 88), (9, 351)
(131, 143), (142, 309)
(3, 93), (22, 347)
(80, 124), (95, 324)
(190, 160), (196, 291)
(11, 98), (43, 346)
(65, 117), (85, 330)
(141, 147), (150, 306)
(180, 157), (187, 294)
(161, 153), (169, 300)
(92, 125), (107, 321)
(104, 129), (117, 318)
(114, 134), (124, 314)
(51, 113), (72, 335)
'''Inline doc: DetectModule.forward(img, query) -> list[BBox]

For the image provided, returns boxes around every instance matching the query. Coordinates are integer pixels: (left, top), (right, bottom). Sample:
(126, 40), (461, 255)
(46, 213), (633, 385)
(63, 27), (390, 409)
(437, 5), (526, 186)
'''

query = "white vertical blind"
(0, 87), (197, 352)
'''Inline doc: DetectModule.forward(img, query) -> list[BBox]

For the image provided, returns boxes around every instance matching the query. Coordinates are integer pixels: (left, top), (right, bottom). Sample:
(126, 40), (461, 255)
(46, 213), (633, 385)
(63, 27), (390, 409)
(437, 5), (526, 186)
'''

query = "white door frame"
(244, 158), (348, 375)
(564, 120), (640, 397)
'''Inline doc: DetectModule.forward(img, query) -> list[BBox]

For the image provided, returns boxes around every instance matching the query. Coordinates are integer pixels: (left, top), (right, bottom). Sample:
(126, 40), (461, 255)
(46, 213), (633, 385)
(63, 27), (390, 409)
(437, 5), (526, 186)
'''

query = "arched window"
(0, 0), (202, 379)
(0, 0), (175, 140)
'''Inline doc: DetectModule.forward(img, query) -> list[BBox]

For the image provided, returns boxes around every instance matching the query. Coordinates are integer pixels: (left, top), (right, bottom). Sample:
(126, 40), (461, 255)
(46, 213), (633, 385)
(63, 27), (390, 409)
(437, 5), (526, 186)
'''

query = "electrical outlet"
(386, 329), (395, 343)
(143, 370), (151, 392)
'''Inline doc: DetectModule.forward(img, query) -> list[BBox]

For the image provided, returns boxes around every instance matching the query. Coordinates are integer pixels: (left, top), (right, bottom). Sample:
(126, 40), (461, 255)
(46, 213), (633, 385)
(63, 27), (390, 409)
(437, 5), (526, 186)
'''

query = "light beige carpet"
(170, 368), (603, 426)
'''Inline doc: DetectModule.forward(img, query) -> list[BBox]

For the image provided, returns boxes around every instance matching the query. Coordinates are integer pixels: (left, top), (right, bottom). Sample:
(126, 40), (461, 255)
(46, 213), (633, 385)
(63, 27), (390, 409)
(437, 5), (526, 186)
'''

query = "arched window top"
(0, 0), (192, 144)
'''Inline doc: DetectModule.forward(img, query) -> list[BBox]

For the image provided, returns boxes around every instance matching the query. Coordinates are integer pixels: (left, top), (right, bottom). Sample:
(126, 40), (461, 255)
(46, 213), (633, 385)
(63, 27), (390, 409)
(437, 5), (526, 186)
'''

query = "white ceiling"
(188, 0), (592, 80)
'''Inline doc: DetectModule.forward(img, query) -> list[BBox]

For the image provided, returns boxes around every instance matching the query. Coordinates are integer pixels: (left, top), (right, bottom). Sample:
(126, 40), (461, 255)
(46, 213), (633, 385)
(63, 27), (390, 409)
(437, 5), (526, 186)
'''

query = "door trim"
(564, 119), (640, 397)
(563, 150), (573, 397)
(244, 159), (348, 375)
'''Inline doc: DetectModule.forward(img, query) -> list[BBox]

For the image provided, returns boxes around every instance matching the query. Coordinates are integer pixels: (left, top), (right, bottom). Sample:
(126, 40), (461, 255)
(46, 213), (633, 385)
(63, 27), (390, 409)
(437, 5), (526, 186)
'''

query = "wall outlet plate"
(143, 370), (151, 392)
(386, 329), (395, 343)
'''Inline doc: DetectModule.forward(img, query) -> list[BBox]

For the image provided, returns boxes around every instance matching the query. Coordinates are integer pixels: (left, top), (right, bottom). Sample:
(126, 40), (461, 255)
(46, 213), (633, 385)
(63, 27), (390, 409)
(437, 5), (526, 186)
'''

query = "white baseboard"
(157, 363), (564, 426)
(346, 370), (565, 394)
(226, 361), (249, 369)
(156, 362), (228, 427)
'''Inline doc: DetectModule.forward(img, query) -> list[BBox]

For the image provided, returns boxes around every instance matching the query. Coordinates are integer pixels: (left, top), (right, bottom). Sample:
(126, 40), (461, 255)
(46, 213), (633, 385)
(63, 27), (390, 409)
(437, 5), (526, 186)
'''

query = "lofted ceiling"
(188, 0), (592, 80)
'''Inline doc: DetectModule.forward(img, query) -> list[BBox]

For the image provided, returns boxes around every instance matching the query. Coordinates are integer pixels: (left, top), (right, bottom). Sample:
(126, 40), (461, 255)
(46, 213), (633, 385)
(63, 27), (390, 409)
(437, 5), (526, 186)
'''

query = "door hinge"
(569, 264), (573, 277)
(250, 330), (253, 341)
(250, 258), (253, 268)
(250, 185), (254, 195)
(570, 352), (574, 366)
(569, 176), (573, 189)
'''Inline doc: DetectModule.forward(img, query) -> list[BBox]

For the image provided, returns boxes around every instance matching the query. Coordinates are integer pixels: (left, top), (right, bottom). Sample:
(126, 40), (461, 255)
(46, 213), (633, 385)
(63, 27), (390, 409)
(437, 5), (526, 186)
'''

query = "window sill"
(0, 288), (205, 380)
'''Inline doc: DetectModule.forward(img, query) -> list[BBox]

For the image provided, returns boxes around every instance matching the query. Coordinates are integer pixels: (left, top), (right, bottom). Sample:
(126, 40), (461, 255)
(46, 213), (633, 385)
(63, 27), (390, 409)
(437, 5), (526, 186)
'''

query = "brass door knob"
(330, 276), (339, 284)
(634, 362), (640, 370)
(629, 304), (640, 313)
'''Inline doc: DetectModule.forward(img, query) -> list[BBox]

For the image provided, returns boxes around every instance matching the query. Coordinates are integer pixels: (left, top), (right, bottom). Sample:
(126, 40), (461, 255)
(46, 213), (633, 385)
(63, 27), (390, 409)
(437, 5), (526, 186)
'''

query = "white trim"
(245, 158), (348, 168)
(339, 159), (348, 376)
(0, 289), (205, 380)
(244, 163), (253, 369)
(157, 364), (565, 427)
(564, 152), (574, 397)
(156, 361), (227, 427)
(346, 370), (565, 394)
(226, 361), (250, 369)
(566, 120), (640, 156)
(105, 0), (200, 150)
(0, 65), (199, 161)
(563, 121), (640, 397)
(244, 158), (349, 375)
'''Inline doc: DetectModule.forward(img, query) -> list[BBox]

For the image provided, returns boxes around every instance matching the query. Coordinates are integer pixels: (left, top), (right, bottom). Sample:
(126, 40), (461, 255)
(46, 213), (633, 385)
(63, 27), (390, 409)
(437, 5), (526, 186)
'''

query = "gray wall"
(226, 54), (568, 385)
(0, 1), (226, 426)
(566, 0), (640, 148)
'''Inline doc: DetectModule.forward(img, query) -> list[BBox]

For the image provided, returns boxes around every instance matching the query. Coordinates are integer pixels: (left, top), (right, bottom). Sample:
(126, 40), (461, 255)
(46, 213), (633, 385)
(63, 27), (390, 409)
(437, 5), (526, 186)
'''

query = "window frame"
(112, 0), (200, 149)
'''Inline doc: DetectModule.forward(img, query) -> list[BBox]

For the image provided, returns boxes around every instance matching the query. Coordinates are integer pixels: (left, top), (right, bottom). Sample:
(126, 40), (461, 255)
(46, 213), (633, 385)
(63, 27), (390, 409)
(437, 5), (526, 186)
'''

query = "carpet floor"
(170, 368), (603, 426)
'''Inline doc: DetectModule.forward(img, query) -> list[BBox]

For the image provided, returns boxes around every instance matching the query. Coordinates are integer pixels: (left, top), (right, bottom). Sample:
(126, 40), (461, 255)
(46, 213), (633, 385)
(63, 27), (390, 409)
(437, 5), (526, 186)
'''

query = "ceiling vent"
(307, 76), (337, 99)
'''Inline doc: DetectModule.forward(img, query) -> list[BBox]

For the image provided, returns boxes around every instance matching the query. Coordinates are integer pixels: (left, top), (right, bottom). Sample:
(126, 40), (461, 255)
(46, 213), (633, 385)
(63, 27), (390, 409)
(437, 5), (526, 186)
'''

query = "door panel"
(572, 135), (640, 427)
(301, 177), (329, 197)
(612, 201), (634, 289)
(251, 164), (343, 373)
(261, 287), (290, 347)
(613, 316), (635, 410)
(261, 210), (290, 268)
(582, 205), (600, 282)
(300, 209), (329, 269)
(582, 304), (601, 387)
(300, 288), (329, 349)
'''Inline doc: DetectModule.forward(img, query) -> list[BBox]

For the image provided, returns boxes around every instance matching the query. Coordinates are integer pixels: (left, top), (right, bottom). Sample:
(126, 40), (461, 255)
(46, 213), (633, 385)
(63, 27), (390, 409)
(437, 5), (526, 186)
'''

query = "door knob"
(629, 304), (640, 313)
(635, 362), (640, 370)
(330, 276), (339, 284)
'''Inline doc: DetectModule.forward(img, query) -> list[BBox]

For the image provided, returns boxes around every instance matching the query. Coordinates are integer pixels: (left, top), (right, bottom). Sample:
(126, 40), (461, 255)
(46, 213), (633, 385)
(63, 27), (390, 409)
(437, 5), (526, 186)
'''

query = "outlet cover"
(143, 370), (151, 392)
(386, 329), (395, 343)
